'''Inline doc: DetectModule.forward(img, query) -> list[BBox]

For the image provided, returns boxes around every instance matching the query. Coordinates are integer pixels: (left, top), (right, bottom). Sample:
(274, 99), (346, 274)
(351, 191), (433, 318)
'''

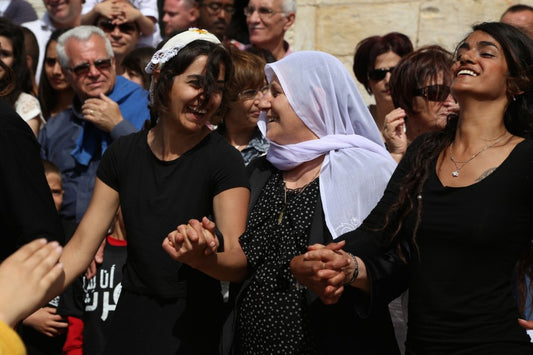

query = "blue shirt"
(39, 77), (149, 222)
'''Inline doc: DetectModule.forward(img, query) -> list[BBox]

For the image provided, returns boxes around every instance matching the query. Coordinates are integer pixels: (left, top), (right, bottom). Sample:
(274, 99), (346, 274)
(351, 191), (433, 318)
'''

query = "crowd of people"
(1, 0), (533, 354)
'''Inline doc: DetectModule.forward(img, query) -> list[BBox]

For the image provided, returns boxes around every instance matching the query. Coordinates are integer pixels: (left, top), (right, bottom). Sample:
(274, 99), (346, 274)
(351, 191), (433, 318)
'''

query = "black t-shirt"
(0, 98), (63, 259)
(97, 130), (249, 298)
(344, 137), (533, 354)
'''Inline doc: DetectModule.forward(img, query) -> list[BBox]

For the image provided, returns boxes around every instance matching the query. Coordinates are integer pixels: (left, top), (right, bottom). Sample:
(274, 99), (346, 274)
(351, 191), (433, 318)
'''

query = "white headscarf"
(257, 51), (396, 239)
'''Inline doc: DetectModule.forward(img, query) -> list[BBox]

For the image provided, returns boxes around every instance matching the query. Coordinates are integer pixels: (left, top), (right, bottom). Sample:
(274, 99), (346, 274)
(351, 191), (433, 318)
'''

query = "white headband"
(145, 28), (221, 74)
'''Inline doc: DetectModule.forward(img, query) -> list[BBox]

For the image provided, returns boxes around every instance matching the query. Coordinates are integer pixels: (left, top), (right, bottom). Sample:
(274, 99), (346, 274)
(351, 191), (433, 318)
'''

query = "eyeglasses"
(67, 58), (113, 76)
(97, 20), (138, 34)
(201, 2), (235, 15)
(367, 67), (395, 81)
(243, 5), (283, 19)
(44, 57), (59, 67)
(414, 85), (451, 102)
(237, 88), (263, 100)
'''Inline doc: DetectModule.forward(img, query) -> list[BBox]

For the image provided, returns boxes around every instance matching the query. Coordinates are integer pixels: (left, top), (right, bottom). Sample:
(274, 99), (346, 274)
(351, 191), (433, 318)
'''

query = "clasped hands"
(94, 0), (142, 25)
(290, 240), (358, 305)
(162, 217), (219, 269)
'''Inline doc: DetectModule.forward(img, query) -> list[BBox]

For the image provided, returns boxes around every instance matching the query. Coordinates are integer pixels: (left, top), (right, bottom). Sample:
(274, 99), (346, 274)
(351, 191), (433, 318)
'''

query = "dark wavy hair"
(353, 32), (413, 95)
(383, 22), (533, 312)
(0, 18), (34, 106)
(149, 40), (233, 127)
(38, 28), (71, 119)
(390, 45), (453, 117)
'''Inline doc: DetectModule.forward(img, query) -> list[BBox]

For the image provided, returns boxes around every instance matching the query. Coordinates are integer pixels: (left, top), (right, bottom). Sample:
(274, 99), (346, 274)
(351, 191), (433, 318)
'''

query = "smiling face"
(226, 87), (263, 130)
(44, 40), (70, 91)
(64, 34), (116, 101)
(368, 50), (401, 105)
(259, 75), (317, 145)
(163, 55), (224, 133)
(451, 30), (509, 103)
(246, 0), (292, 50)
(44, 0), (82, 27)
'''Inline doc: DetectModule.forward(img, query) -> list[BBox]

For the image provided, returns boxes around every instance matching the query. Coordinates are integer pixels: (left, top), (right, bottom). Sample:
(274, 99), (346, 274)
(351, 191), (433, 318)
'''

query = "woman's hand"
(162, 217), (219, 268)
(382, 108), (408, 163)
(290, 241), (356, 304)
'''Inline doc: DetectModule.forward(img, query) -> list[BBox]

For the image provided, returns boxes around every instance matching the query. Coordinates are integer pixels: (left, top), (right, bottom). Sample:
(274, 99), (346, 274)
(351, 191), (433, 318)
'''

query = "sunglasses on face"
(67, 58), (113, 76)
(367, 67), (395, 81)
(414, 84), (451, 102)
(97, 20), (138, 34)
(202, 2), (235, 15)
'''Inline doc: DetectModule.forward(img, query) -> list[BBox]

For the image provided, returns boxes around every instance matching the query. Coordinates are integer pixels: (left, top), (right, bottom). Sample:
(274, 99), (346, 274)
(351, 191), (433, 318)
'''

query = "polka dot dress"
(237, 171), (319, 354)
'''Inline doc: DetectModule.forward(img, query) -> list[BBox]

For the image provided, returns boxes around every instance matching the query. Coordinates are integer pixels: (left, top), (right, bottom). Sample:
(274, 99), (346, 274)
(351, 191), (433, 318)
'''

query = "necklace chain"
(449, 132), (508, 177)
(278, 170), (320, 224)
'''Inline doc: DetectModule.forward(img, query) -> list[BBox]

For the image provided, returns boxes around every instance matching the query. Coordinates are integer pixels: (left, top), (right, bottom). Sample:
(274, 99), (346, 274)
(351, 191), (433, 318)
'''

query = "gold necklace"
(449, 132), (508, 177)
(277, 171), (320, 224)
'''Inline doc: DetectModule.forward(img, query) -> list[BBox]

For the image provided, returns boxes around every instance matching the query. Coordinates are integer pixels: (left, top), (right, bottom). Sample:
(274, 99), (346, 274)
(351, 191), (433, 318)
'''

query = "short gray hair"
(56, 26), (114, 68)
(281, 0), (296, 14)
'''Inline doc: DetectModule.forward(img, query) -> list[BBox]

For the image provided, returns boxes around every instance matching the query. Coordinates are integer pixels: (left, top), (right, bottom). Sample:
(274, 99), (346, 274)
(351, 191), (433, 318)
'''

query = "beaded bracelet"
(346, 253), (359, 285)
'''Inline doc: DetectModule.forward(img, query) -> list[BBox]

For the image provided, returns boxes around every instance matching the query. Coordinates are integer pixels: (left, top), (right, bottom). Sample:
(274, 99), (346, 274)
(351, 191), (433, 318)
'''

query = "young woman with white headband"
(44, 28), (249, 354)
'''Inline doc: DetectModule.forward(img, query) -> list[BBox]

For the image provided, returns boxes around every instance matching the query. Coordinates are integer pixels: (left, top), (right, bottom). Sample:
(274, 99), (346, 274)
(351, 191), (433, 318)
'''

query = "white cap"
(145, 28), (221, 74)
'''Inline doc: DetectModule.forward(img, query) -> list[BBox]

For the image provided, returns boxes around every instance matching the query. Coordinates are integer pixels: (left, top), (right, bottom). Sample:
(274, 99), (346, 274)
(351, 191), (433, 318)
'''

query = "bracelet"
(346, 253), (359, 285)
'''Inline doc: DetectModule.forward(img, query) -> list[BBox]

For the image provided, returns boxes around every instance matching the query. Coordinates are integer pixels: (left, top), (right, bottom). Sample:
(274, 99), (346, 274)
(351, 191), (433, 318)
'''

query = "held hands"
(23, 307), (68, 337)
(290, 241), (357, 305)
(82, 93), (124, 133)
(162, 217), (220, 268)
(382, 108), (408, 162)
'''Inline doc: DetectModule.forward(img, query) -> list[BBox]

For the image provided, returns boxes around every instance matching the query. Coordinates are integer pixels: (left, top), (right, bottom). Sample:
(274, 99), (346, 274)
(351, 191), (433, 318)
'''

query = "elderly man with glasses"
(244, 0), (295, 60)
(38, 26), (149, 223)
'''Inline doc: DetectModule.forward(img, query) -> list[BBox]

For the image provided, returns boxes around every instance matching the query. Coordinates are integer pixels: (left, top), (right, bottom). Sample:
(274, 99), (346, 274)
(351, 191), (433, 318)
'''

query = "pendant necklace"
(449, 132), (508, 177)
(278, 171), (320, 224)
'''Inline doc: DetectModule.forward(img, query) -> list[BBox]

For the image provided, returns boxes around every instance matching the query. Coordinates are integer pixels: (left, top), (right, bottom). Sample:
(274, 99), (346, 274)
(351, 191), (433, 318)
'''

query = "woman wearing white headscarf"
(164, 51), (398, 354)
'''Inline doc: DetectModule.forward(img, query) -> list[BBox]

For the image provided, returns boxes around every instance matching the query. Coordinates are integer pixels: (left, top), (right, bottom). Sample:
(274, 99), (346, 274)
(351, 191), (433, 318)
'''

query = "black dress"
(97, 130), (249, 354)
(341, 138), (533, 354)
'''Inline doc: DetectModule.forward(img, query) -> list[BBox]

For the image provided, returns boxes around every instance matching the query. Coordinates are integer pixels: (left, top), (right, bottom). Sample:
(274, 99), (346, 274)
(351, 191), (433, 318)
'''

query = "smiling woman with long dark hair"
(299, 21), (533, 354)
